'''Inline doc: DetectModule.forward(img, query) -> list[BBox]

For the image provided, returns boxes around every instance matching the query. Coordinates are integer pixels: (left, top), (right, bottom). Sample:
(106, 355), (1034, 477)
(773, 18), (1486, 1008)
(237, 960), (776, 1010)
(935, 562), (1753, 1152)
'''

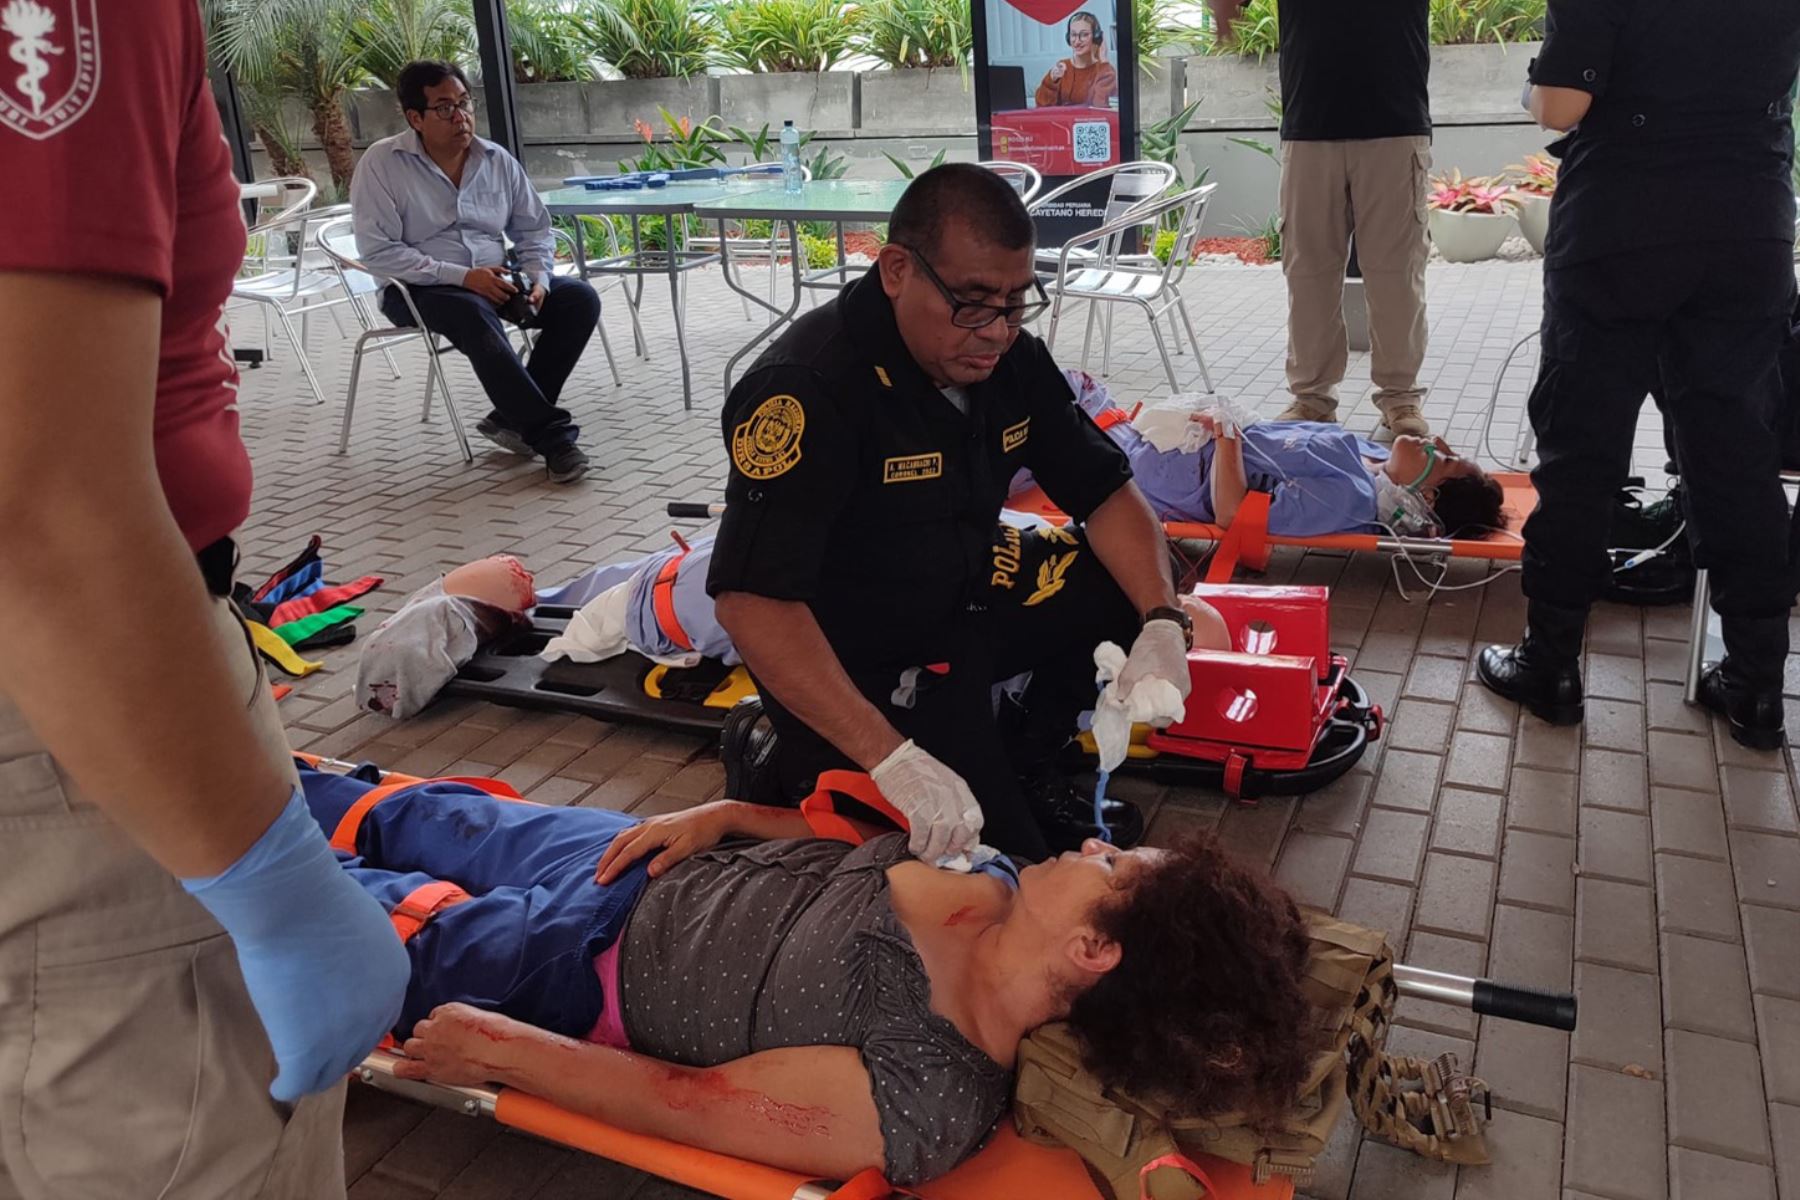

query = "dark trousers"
(382, 275), (598, 453)
(759, 524), (1141, 862)
(1523, 242), (1797, 683)
(298, 764), (649, 1040)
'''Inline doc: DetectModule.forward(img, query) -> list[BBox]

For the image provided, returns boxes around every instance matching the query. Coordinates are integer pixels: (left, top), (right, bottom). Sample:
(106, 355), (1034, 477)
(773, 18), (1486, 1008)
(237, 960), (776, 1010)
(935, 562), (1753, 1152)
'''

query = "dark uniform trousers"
(758, 523), (1139, 862)
(1523, 243), (1798, 684)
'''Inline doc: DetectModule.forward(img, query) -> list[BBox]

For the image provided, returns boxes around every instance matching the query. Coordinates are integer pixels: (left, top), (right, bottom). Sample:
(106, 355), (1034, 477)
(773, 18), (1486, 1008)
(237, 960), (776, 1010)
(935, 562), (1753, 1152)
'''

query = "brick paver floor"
(229, 251), (1798, 1200)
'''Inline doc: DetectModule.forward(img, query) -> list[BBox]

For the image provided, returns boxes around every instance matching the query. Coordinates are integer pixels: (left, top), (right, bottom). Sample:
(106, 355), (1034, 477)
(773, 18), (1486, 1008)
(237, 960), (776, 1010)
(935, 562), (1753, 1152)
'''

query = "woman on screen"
(1035, 11), (1118, 108)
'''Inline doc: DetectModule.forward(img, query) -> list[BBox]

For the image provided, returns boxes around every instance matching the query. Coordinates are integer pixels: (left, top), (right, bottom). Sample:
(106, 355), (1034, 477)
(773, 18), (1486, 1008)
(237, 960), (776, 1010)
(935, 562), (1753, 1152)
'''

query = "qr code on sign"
(1072, 121), (1110, 165)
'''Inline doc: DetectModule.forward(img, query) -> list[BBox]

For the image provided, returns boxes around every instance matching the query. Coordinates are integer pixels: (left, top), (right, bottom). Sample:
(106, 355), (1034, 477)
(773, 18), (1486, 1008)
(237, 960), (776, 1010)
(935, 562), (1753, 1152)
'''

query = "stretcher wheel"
(1100, 674), (1379, 801)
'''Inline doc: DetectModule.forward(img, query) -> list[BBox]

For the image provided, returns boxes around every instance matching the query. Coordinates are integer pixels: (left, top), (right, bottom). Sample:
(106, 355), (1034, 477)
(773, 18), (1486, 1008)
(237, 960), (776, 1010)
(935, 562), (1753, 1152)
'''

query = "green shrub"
(506, 0), (596, 81)
(799, 232), (839, 269)
(858, 0), (970, 69)
(1152, 228), (1176, 264)
(1135, 0), (1203, 69)
(350, 0), (473, 89)
(565, 0), (715, 79)
(1200, 0), (1277, 58)
(715, 0), (859, 72)
(1428, 0), (1544, 46)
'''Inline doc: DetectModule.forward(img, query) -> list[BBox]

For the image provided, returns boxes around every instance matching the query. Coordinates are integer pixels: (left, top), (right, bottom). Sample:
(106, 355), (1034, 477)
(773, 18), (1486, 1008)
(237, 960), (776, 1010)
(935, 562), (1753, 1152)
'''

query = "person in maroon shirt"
(0, 2), (406, 1195)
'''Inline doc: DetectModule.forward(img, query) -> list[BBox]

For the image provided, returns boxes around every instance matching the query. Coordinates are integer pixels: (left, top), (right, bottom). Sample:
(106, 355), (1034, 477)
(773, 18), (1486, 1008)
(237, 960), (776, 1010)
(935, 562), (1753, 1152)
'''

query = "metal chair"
(232, 177), (344, 404)
(977, 160), (1044, 205)
(1044, 183), (1218, 394)
(549, 226), (623, 387)
(1027, 161), (1176, 270)
(562, 212), (649, 358)
(314, 217), (474, 463)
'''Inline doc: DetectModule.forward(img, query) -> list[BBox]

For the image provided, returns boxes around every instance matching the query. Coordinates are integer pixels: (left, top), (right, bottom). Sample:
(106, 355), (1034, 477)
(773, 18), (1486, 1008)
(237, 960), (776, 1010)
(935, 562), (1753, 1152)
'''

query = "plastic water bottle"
(780, 120), (803, 194)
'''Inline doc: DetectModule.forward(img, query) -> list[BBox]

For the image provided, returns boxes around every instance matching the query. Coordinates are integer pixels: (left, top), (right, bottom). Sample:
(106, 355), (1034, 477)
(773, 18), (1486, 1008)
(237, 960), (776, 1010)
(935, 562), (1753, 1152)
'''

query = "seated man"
(301, 762), (1316, 1187)
(706, 164), (1229, 864)
(351, 59), (596, 484)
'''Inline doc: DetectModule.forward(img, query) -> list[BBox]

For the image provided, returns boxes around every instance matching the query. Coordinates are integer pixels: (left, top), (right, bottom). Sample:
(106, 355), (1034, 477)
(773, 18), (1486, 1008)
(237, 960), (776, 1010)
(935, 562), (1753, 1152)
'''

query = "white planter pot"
(1428, 207), (1514, 262)
(1513, 192), (1551, 255)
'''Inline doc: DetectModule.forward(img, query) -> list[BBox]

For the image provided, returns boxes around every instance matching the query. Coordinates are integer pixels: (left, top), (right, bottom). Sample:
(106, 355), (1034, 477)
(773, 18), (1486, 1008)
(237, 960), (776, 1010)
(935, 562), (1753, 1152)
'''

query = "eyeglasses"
(895, 244), (1050, 329)
(422, 99), (474, 121)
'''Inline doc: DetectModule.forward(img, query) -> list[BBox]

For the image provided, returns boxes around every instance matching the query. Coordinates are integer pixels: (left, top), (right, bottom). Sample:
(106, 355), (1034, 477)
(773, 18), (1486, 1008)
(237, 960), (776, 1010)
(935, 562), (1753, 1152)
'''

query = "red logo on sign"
(1000, 0), (1090, 26)
(0, 0), (99, 141)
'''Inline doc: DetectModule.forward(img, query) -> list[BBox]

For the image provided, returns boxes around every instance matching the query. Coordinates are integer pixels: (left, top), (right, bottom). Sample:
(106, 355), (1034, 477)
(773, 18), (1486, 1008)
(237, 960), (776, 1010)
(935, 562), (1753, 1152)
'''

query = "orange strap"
(1203, 489), (1273, 583)
(651, 548), (694, 652)
(798, 770), (912, 845)
(824, 1167), (921, 1199)
(1140, 1152), (1221, 1200)
(329, 775), (525, 854)
(1094, 406), (1131, 432)
(389, 879), (471, 942)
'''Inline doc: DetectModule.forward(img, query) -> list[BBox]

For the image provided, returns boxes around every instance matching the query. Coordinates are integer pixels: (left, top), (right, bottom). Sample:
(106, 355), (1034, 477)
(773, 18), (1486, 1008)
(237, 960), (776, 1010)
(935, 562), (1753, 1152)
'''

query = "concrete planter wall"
(1180, 42), (1543, 130)
(859, 68), (973, 134)
(1138, 57), (1185, 125)
(581, 77), (718, 137)
(717, 72), (859, 135)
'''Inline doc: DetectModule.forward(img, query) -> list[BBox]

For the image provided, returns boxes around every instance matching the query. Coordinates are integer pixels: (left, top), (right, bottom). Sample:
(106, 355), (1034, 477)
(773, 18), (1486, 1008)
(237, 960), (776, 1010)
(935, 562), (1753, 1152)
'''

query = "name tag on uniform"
(883, 452), (943, 483)
(1002, 418), (1030, 453)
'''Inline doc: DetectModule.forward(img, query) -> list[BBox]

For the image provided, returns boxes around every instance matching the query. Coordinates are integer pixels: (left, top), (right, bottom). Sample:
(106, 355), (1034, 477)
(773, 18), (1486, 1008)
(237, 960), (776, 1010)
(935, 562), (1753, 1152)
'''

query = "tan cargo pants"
(1280, 136), (1433, 418)
(0, 598), (345, 1200)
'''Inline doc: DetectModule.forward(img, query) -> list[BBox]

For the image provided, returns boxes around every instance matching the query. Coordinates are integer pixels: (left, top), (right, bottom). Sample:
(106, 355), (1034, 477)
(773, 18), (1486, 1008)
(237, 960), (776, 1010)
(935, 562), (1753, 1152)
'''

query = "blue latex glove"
(182, 788), (409, 1101)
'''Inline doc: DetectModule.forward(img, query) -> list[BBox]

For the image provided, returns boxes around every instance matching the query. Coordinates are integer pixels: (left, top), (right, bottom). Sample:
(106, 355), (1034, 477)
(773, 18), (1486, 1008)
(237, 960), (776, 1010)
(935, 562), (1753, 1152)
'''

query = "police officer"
(706, 165), (1222, 862)
(1478, 0), (1800, 750)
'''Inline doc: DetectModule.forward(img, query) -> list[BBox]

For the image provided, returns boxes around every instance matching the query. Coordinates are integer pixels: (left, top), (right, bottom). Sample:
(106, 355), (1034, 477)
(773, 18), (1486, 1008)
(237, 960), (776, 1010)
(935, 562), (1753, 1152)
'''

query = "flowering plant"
(1507, 154), (1559, 196)
(1427, 170), (1520, 216)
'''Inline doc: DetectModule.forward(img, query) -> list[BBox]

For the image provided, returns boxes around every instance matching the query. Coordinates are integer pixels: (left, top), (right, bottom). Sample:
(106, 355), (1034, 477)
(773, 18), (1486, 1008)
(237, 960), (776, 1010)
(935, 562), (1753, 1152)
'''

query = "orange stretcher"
(1003, 473), (1535, 585)
(302, 755), (1291, 1200)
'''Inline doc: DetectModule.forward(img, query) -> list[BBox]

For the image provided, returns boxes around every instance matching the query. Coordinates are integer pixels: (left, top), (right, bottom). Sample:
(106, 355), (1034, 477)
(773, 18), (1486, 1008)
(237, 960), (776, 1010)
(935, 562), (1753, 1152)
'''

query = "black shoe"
(475, 417), (535, 457)
(1696, 662), (1785, 751)
(545, 443), (590, 484)
(1023, 767), (1145, 853)
(720, 698), (784, 804)
(1476, 641), (1584, 725)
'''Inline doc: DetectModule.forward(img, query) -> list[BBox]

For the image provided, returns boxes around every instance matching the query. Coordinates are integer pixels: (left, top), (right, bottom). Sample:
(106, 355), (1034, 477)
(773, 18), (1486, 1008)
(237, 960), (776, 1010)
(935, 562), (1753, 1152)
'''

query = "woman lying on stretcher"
(1053, 370), (1507, 538)
(301, 763), (1315, 1186)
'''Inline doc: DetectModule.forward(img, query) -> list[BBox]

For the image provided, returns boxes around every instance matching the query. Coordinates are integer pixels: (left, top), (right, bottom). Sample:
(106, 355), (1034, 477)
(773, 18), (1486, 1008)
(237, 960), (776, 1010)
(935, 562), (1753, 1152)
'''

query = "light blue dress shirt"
(349, 131), (554, 290)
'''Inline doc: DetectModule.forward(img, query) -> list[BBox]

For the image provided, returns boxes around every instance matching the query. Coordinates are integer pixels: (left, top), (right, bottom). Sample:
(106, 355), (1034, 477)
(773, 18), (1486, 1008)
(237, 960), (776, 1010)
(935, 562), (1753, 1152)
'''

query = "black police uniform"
(1520, 0), (1800, 692)
(705, 270), (1142, 860)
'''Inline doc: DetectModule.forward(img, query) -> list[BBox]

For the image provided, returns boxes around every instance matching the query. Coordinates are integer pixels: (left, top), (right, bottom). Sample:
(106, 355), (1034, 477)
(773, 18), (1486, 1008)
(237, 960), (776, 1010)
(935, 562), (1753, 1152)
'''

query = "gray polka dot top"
(616, 832), (1013, 1185)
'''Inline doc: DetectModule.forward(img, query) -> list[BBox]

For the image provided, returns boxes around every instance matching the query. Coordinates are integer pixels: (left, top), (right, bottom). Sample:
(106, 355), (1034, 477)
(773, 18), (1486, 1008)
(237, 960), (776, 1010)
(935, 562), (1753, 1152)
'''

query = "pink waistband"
(585, 939), (631, 1049)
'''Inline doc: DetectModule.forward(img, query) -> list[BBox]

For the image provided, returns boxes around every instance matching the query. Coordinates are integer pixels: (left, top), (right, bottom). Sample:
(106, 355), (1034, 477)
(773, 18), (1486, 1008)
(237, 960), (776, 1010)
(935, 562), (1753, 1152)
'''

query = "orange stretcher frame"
(1005, 473), (1533, 583)
(299, 755), (1292, 1200)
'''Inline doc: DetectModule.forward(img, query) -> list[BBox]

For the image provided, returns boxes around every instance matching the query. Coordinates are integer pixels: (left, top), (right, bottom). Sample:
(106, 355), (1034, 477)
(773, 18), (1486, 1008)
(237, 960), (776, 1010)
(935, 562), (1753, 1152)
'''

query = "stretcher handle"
(1392, 964), (1576, 1031)
(1472, 979), (1578, 1032)
(667, 501), (724, 519)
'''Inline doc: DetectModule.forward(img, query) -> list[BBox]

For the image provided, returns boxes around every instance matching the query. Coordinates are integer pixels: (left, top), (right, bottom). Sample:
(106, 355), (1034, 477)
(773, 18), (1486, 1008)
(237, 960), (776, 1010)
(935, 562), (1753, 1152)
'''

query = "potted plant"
(1426, 170), (1519, 262)
(1506, 153), (1558, 254)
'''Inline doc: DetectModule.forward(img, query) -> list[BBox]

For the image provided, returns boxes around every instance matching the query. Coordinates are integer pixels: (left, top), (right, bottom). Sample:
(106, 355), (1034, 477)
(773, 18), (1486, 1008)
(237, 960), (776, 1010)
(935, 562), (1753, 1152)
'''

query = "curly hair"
(1065, 835), (1315, 1122)
(1432, 472), (1506, 538)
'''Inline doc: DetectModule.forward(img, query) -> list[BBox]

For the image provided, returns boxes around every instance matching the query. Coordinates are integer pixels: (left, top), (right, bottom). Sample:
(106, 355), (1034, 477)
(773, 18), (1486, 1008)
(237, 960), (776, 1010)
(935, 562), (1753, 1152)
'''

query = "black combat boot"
(719, 697), (785, 804)
(1476, 601), (1587, 726)
(998, 691), (1145, 852)
(1697, 615), (1788, 751)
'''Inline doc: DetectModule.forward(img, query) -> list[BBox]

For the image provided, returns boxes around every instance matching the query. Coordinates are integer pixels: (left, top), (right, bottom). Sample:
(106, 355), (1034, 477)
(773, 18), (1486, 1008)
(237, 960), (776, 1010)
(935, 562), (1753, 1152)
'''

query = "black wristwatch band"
(1144, 605), (1194, 649)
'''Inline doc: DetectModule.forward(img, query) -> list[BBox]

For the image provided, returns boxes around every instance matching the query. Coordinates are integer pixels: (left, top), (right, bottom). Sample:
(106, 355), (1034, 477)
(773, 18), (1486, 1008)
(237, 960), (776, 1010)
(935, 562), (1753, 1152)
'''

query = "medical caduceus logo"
(0, 0), (99, 140)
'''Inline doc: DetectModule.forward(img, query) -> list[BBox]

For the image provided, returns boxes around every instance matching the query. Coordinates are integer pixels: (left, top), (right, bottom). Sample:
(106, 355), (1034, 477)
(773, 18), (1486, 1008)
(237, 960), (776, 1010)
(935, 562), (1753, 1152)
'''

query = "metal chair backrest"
(315, 214), (424, 329)
(1028, 161), (1179, 267)
(248, 176), (318, 235)
(977, 160), (1044, 205)
(1155, 183), (1217, 290)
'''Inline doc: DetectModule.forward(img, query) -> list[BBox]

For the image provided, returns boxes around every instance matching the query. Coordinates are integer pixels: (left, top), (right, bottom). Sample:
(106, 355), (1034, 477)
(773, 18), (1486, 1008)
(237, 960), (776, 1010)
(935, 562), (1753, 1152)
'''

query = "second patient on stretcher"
(303, 762), (1315, 1186)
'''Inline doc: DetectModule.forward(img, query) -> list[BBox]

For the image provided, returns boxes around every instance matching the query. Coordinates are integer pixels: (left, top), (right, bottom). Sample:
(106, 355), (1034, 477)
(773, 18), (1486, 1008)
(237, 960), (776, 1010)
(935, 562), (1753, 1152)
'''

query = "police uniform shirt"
(705, 270), (1132, 671)
(1530, 0), (1800, 268)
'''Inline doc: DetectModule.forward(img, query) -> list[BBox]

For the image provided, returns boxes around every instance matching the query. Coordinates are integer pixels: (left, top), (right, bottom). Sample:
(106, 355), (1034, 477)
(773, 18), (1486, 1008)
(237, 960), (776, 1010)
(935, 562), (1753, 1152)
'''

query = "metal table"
(693, 179), (911, 394)
(539, 182), (736, 410)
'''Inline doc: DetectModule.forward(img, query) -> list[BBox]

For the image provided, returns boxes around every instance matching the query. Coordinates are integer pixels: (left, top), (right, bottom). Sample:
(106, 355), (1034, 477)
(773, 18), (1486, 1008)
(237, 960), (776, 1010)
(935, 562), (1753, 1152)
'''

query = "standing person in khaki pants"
(0, 2), (409, 1197)
(1209, 0), (1435, 439)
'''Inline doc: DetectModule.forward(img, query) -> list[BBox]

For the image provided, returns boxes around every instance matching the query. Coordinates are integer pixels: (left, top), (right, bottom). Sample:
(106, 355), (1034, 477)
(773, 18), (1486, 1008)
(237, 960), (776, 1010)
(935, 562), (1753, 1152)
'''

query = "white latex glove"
(869, 740), (985, 868)
(1117, 619), (1193, 726)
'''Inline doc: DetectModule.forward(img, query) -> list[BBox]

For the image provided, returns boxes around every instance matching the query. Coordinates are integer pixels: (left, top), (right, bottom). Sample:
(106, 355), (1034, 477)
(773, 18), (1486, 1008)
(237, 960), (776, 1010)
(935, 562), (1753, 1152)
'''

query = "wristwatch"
(1144, 604), (1194, 649)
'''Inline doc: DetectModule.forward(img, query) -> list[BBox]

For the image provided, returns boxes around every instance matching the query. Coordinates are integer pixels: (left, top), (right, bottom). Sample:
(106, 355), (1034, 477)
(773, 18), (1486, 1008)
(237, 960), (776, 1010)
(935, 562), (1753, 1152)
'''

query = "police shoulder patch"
(731, 394), (806, 481)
